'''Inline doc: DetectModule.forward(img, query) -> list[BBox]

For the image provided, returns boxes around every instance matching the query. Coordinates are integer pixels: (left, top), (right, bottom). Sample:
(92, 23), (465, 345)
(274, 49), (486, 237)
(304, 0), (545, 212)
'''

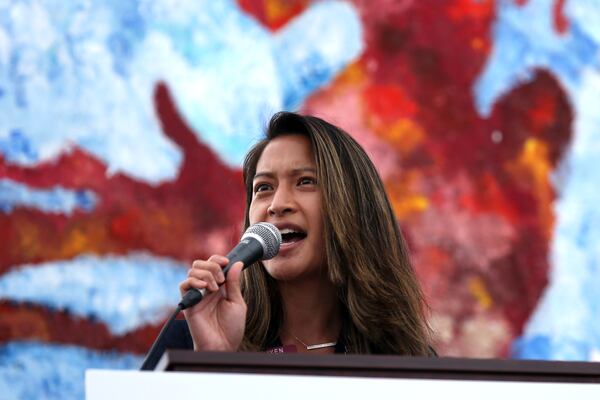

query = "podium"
(86, 351), (600, 399)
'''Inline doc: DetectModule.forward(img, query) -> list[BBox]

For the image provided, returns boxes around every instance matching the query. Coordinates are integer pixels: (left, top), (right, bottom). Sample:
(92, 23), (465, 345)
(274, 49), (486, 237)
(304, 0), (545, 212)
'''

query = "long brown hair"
(240, 112), (432, 355)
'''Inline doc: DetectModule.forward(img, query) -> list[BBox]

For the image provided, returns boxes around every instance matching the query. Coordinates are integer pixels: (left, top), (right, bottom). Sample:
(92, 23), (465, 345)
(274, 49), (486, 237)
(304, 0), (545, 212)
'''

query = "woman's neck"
(278, 276), (341, 351)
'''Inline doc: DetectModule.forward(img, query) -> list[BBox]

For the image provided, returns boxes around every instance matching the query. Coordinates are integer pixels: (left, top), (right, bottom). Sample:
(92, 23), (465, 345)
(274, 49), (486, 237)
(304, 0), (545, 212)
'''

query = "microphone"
(178, 222), (282, 310)
(140, 223), (280, 370)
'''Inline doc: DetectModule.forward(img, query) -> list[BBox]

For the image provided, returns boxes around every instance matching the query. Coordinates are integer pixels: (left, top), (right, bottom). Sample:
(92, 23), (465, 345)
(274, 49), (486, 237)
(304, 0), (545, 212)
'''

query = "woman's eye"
(298, 177), (316, 186)
(253, 183), (271, 193)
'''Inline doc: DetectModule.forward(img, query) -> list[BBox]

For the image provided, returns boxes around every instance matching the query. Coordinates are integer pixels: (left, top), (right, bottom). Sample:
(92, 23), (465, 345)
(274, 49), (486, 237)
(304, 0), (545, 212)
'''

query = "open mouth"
(280, 228), (307, 245)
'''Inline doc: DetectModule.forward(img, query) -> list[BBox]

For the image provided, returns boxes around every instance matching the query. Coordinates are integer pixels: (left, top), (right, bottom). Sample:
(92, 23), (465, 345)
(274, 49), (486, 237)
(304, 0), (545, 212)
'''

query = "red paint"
(364, 85), (417, 121)
(553, 0), (569, 34)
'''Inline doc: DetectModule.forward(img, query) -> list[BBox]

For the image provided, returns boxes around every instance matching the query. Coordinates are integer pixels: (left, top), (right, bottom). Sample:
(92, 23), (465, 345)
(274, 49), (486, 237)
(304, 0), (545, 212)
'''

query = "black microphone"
(140, 222), (281, 370)
(178, 222), (282, 310)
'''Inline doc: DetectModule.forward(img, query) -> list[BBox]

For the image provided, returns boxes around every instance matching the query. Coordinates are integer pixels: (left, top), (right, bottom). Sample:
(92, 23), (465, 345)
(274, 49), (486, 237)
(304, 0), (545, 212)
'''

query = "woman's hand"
(179, 255), (247, 352)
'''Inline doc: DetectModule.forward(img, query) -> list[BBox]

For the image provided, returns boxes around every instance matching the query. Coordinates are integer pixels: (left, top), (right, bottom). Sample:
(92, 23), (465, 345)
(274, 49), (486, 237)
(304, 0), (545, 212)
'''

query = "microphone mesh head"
(242, 222), (281, 259)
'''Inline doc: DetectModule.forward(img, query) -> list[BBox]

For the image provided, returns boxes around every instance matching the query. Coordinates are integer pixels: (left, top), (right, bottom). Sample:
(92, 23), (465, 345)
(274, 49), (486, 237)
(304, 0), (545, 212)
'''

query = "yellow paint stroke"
(506, 138), (554, 239)
(384, 118), (425, 156)
(59, 222), (111, 258)
(469, 276), (493, 309)
(266, 0), (305, 26)
(386, 171), (430, 220)
(471, 37), (484, 51)
(16, 218), (42, 260)
(60, 227), (90, 256)
(392, 195), (430, 219)
(334, 61), (366, 86)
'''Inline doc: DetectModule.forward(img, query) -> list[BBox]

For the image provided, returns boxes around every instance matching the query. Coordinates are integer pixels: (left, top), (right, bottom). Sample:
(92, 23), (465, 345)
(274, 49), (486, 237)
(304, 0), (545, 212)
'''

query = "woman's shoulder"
(141, 319), (194, 370)
(164, 319), (194, 350)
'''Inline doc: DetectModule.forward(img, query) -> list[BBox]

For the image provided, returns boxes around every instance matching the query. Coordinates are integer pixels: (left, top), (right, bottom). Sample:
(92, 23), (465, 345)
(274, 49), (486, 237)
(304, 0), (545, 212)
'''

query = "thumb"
(224, 261), (244, 303)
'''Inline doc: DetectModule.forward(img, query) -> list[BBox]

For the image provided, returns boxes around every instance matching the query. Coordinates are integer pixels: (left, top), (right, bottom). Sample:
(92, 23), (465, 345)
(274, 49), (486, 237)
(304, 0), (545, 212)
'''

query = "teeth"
(280, 228), (301, 234)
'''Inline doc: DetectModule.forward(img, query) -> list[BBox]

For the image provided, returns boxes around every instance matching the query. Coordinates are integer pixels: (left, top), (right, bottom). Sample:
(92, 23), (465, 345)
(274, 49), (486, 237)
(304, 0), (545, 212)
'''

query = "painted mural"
(0, 0), (599, 398)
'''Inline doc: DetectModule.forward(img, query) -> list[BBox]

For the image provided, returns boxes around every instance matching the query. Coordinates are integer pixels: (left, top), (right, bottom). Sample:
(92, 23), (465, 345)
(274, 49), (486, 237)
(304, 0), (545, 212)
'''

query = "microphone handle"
(141, 232), (274, 370)
(178, 237), (263, 310)
(222, 236), (263, 274)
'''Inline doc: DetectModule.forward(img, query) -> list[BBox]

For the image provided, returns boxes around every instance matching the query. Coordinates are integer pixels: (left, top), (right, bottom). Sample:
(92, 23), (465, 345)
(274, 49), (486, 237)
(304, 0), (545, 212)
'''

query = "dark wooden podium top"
(156, 350), (600, 383)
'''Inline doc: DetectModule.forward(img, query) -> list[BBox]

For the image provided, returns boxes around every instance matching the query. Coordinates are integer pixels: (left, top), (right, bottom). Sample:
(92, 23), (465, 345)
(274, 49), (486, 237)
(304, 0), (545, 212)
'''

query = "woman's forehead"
(255, 135), (315, 171)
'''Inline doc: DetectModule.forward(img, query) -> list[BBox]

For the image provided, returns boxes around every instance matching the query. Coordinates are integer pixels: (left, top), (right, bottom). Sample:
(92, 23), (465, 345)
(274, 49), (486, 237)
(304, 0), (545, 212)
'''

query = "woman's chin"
(263, 264), (300, 282)
(263, 261), (324, 283)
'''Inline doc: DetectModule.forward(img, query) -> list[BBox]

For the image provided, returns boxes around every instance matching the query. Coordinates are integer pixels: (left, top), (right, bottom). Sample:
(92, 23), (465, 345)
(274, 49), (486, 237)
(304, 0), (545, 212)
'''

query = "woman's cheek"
(248, 203), (259, 224)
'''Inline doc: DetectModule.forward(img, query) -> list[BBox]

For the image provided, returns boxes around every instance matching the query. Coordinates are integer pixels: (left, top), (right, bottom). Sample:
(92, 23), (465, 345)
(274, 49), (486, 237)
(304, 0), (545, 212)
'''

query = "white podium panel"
(86, 369), (600, 400)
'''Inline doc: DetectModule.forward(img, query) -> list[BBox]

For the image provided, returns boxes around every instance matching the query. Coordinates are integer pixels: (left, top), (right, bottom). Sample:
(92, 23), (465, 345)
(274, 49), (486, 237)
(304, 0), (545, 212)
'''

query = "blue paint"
(8, 53), (28, 109)
(474, 0), (600, 116)
(0, 179), (97, 214)
(46, 48), (63, 82)
(512, 336), (590, 361)
(106, 1), (147, 77)
(0, 0), (362, 182)
(0, 130), (38, 164)
(0, 253), (188, 335)
(74, 189), (97, 212)
(0, 342), (141, 400)
(273, 1), (363, 110)
(106, 33), (133, 77)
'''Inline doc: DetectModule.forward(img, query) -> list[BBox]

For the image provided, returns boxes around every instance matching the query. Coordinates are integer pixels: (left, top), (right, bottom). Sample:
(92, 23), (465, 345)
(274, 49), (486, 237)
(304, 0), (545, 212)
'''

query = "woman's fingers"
(188, 268), (220, 291)
(192, 257), (226, 284)
(179, 276), (207, 295)
(180, 258), (247, 352)
(224, 262), (244, 303)
(180, 255), (229, 296)
(206, 254), (228, 265)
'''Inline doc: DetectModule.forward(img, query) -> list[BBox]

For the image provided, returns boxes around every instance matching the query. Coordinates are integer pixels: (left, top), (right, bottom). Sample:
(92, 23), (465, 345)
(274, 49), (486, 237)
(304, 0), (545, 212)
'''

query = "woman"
(179, 112), (433, 355)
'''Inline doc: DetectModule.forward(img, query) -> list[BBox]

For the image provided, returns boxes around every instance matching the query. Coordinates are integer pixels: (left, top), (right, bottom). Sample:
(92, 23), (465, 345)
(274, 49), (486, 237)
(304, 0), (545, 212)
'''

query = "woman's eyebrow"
(291, 167), (317, 175)
(253, 167), (316, 180)
(253, 171), (274, 180)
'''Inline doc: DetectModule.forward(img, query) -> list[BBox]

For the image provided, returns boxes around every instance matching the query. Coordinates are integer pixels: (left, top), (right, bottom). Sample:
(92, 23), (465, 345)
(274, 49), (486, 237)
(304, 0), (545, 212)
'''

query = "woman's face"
(249, 134), (325, 282)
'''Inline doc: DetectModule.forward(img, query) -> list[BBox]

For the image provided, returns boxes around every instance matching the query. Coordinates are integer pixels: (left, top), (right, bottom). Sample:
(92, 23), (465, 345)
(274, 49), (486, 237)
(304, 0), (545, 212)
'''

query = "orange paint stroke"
(505, 138), (555, 239)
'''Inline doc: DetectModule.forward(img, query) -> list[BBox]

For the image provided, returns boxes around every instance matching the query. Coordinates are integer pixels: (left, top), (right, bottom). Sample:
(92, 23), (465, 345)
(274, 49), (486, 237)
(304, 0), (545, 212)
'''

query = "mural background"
(1, 0), (599, 397)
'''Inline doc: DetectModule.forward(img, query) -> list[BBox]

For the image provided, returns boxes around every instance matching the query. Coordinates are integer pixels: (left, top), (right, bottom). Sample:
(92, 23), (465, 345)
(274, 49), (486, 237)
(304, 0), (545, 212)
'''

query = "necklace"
(288, 332), (337, 351)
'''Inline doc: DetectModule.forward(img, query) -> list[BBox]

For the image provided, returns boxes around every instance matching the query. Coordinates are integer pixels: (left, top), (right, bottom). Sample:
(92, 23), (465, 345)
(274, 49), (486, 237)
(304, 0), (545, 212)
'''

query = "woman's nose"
(267, 187), (295, 216)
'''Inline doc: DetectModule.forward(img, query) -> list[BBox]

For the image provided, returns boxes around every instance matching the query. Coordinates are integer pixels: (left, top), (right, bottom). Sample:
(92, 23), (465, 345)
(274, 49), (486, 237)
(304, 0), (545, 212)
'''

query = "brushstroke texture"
(0, 253), (187, 335)
(0, 0), (363, 180)
(474, 0), (600, 360)
(0, 179), (97, 214)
